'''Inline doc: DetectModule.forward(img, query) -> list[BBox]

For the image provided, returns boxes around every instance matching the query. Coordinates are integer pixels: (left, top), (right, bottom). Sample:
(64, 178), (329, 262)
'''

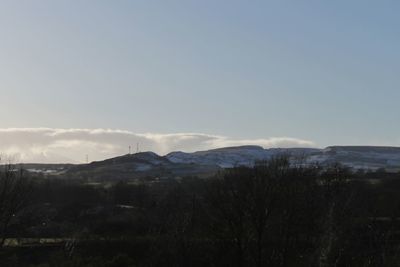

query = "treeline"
(2, 158), (400, 266)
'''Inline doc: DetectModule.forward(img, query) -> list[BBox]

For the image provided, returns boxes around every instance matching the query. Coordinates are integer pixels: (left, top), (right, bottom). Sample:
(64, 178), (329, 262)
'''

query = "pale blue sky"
(1, 0), (400, 148)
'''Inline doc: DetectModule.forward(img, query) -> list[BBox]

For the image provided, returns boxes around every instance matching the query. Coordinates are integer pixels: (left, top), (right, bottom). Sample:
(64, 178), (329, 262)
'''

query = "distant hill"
(64, 152), (220, 180)
(21, 145), (400, 179)
(308, 146), (400, 171)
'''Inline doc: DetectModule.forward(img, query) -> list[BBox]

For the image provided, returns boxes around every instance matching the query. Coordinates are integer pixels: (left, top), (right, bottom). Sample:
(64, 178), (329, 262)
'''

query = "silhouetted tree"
(0, 164), (31, 246)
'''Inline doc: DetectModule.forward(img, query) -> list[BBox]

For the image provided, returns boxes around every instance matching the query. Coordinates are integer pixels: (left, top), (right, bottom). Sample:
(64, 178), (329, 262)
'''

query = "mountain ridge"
(22, 145), (400, 179)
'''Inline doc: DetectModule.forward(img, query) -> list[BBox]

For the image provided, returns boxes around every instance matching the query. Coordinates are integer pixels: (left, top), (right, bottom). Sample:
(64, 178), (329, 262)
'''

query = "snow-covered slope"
(167, 146), (400, 171)
(167, 146), (270, 168)
(307, 146), (400, 170)
(166, 146), (319, 168)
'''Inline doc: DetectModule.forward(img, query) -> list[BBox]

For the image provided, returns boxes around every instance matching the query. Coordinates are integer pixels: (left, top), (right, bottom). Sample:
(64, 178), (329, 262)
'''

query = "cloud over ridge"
(0, 128), (316, 163)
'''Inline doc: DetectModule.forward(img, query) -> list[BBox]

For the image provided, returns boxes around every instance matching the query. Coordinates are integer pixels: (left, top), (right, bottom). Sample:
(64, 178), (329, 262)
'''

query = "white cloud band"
(0, 128), (316, 163)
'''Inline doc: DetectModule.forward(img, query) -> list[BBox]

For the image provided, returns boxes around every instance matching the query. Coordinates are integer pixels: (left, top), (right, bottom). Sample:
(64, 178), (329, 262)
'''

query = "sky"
(0, 1), (399, 162)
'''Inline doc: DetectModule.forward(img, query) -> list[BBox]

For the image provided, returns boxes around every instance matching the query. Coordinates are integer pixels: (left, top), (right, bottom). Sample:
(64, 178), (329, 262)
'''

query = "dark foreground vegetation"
(1, 158), (400, 266)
